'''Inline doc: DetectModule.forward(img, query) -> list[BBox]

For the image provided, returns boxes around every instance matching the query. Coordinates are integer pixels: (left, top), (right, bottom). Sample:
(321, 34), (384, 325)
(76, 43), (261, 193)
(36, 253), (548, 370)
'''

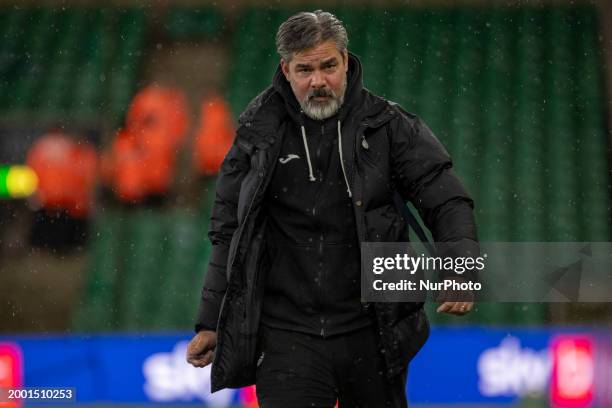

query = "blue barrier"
(0, 326), (608, 406)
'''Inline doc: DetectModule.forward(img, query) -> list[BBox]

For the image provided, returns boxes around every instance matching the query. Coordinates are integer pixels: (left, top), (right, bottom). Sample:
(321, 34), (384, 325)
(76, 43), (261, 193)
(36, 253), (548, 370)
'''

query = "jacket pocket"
(364, 203), (409, 242)
(359, 134), (385, 171)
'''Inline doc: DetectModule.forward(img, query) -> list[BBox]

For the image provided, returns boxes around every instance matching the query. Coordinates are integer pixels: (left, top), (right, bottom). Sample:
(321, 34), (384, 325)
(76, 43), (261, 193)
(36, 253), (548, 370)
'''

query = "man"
(187, 10), (478, 408)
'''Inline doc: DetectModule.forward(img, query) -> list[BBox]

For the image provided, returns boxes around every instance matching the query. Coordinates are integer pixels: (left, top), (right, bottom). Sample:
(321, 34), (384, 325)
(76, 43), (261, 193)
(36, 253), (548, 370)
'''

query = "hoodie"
(259, 54), (375, 337)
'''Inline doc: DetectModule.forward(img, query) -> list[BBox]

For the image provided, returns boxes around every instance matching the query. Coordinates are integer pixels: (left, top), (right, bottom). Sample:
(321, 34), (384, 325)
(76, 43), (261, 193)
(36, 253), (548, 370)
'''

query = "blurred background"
(0, 0), (611, 406)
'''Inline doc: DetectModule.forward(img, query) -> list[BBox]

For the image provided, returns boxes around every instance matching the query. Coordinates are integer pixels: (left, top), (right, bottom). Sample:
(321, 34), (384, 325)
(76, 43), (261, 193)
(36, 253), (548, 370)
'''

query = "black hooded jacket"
(260, 55), (374, 336)
(194, 53), (479, 392)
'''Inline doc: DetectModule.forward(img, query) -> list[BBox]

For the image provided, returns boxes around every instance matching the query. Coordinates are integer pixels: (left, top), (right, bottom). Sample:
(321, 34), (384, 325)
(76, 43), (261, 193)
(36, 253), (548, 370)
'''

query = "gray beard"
(299, 77), (347, 121)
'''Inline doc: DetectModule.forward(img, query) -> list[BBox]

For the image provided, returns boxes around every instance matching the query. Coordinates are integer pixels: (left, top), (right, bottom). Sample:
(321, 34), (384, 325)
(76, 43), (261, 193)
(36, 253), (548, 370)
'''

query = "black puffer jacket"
(195, 53), (479, 392)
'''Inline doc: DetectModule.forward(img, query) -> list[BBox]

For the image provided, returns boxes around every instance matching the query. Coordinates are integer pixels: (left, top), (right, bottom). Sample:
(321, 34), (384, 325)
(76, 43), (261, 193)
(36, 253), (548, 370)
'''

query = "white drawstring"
(300, 125), (316, 181)
(299, 120), (352, 198)
(337, 120), (352, 198)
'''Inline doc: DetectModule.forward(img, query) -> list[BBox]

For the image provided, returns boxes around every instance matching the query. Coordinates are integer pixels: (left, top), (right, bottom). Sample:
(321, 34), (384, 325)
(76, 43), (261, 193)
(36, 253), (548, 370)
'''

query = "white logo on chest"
(279, 154), (300, 164)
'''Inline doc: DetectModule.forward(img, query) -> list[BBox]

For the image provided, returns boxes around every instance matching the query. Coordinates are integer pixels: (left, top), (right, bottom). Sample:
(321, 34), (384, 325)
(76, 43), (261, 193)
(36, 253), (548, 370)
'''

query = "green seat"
(117, 209), (168, 330)
(73, 209), (125, 332)
(165, 6), (224, 40)
(157, 210), (211, 330)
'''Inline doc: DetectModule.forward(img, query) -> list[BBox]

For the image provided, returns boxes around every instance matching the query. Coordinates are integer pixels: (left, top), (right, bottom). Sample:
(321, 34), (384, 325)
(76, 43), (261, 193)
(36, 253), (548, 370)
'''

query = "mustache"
(308, 88), (335, 99)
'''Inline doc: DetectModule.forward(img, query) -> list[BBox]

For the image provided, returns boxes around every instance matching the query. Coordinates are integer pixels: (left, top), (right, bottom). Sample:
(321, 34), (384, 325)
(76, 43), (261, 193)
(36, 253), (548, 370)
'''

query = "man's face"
(281, 40), (349, 121)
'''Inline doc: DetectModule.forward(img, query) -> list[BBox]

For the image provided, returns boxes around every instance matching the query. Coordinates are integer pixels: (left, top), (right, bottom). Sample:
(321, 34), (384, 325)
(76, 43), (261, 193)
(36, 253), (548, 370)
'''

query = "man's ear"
(342, 50), (349, 73)
(280, 58), (290, 81)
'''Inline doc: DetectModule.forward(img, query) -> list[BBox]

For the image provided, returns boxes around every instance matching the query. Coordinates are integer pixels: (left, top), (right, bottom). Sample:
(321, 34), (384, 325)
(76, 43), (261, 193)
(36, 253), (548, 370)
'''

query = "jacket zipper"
(214, 161), (266, 377)
(353, 123), (375, 317)
(353, 121), (394, 370)
(227, 162), (266, 278)
(213, 134), (281, 380)
(315, 123), (326, 337)
(227, 129), (283, 276)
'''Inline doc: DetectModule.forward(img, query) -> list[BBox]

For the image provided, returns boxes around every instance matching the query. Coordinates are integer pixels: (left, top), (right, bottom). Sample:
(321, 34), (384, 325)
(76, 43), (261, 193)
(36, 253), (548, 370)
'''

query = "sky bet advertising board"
(1, 327), (611, 407)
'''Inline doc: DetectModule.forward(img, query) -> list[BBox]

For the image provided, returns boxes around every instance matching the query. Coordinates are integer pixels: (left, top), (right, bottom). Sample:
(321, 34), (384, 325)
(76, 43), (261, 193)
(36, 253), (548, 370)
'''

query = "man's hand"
(436, 301), (473, 315)
(435, 274), (475, 316)
(186, 330), (217, 368)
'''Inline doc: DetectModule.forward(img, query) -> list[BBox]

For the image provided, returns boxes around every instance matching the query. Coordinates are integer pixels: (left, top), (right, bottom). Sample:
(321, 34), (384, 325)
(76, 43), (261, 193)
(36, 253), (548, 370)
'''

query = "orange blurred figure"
(26, 132), (98, 218)
(102, 127), (176, 203)
(102, 129), (147, 203)
(193, 95), (235, 175)
(27, 133), (73, 210)
(127, 85), (190, 150)
(102, 85), (189, 203)
(140, 128), (176, 196)
(66, 141), (98, 218)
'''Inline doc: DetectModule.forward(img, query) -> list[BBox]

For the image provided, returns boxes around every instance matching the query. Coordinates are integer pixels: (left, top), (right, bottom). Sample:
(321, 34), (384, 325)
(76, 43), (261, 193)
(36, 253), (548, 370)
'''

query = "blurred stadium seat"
(0, 7), (145, 125)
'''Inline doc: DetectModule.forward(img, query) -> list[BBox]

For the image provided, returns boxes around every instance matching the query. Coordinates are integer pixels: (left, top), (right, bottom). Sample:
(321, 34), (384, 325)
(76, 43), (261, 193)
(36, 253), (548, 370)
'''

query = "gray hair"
(276, 10), (348, 63)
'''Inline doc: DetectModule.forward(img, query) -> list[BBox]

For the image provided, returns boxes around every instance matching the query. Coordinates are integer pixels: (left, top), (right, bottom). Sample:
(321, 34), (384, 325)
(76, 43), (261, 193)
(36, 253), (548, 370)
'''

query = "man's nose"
(310, 70), (325, 88)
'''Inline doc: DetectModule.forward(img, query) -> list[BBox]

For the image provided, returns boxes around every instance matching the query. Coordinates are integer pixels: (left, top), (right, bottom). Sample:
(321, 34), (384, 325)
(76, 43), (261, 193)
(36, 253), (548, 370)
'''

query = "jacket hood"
(236, 52), (391, 142)
(272, 51), (365, 124)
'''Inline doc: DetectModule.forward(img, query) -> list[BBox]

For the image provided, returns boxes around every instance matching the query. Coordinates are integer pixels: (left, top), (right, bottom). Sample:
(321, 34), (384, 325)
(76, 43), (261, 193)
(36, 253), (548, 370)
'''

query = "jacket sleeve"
(194, 141), (250, 333)
(389, 110), (480, 279)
